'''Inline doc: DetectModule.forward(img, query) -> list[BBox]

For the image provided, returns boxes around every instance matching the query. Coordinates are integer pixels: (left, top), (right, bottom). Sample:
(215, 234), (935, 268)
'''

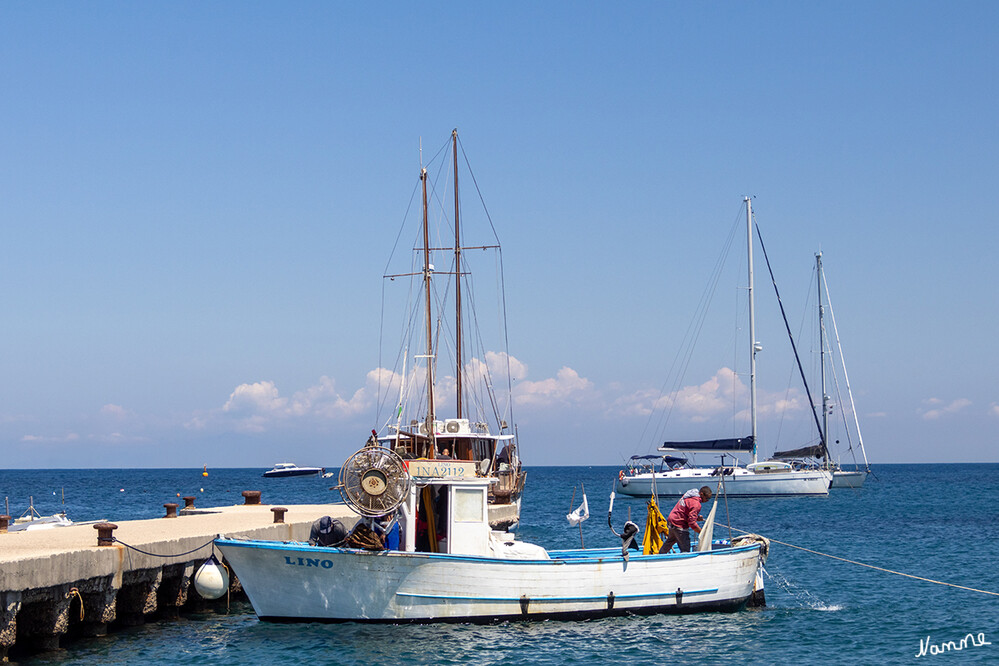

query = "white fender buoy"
(194, 554), (229, 600)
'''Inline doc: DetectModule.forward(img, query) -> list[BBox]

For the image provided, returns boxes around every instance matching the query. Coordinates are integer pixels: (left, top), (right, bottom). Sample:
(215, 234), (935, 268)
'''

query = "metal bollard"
(0, 515), (9, 533)
(94, 522), (118, 546)
(241, 490), (262, 505)
(271, 507), (287, 524)
(163, 503), (179, 518)
(183, 496), (196, 508)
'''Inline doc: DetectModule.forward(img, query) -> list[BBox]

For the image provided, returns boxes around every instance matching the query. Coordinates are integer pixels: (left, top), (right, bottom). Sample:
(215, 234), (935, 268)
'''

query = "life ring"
(619, 470), (625, 481)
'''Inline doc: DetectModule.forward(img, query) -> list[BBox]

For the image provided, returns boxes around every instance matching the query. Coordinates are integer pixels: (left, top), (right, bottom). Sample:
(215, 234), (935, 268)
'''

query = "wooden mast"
(421, 167), (436, 451)
(453, 129), (463, 419)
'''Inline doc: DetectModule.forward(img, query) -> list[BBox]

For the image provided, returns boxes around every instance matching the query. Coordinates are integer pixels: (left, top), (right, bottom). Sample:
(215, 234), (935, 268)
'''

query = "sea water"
(1, 464), (997, 664)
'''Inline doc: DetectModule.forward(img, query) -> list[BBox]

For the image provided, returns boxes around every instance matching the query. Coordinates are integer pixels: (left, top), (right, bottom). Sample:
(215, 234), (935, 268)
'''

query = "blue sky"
(1, 2), (996, 468)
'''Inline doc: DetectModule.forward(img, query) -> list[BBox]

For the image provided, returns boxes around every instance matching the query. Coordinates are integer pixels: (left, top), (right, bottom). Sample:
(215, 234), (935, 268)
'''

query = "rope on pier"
(112, 537), (216, 559)
(722, 524), (999, 598)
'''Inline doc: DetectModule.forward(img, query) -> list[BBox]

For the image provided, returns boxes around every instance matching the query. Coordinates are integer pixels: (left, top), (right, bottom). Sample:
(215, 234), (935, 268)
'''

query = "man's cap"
(319, 516), (333, 533)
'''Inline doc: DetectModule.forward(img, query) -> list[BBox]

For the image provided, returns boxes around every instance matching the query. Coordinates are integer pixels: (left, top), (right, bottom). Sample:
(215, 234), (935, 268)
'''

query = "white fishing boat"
(772, 252), (871, 488)
(262, 463), (325, 478)
(373, 131), (525, 529)
(215, 446), (766, 622)
(616, 198), (831, 498)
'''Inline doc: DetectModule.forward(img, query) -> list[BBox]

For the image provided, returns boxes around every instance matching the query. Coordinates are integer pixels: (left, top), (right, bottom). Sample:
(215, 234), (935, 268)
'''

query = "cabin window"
(452, 487), (485, 523)
(472, 439), (494, 462)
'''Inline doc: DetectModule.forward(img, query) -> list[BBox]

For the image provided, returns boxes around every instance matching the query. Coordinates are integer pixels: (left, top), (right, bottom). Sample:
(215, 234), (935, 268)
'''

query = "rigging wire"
(375, 136), (454, 431)
(772, 258), (819, 455)
(754, 220), (827, 459)
(376, 178), (422, 424)
(821, 266), (869, 468)
(374, 132), (513, 438)
(634, 205), (745, 454)
(457, 135), (516, 430)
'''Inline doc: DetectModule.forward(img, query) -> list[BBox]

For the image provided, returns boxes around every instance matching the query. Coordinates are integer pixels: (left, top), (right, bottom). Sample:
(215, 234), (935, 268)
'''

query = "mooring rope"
(112, 537), (215, 559)
(722, 524), (999, 597)
(66, 587), (85, 621)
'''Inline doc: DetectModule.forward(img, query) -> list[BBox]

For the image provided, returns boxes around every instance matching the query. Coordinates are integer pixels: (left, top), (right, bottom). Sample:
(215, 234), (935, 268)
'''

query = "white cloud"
(514, 366), (595, 407)
(21, 433), (80, 443)
(455, 352), (527, 396)
(611, 367), (804, 424)
(388, 352), (594, 412)
(990, 403), (999, 418)
(223, 381), (287, 415)
(193, 374), (380, 433)
(99, 404), (130, 419)
(486, 351), (529, 382)
(668, 367), (744, 422)
(87, 432), (151, 444)
(920, 397), (972, 420)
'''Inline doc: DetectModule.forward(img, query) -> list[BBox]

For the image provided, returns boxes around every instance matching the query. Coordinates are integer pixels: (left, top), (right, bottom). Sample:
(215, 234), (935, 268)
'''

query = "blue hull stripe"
(396, 588), (719, 602)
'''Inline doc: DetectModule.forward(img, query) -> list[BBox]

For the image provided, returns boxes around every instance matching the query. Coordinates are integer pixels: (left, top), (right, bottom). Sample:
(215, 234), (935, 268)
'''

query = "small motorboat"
(262, 463), (325, 478)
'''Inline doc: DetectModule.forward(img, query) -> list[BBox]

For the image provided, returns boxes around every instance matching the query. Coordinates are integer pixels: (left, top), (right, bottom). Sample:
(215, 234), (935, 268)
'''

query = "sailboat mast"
(746, 197), (759, 464)
(421, 167), (436, 444)
(817, 252), (829, 466)
(453, 129), (463, 419)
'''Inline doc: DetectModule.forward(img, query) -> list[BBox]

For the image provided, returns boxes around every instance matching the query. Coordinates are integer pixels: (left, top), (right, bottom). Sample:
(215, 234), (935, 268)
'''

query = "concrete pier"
(0, 501), (357, 662)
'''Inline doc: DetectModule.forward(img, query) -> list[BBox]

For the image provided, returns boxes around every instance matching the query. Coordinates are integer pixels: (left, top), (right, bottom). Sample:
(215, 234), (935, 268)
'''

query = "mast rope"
(721, 524), (999, 597)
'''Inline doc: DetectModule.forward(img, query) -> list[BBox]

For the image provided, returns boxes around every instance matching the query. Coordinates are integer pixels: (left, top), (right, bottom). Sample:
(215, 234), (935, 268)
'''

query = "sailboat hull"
(830, 470), (867, 488)
(616, 468), (831, 497)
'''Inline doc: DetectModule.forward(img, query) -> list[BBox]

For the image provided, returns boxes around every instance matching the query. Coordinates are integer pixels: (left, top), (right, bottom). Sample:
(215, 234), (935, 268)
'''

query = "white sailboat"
(616, 198), (832, 498)
(374, 130), (524, 529)
(773, 252), (870, 488)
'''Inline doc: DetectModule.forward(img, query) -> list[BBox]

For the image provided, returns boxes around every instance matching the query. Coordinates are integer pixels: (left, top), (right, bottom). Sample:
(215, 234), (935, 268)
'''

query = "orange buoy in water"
(202, 465), (208, 477)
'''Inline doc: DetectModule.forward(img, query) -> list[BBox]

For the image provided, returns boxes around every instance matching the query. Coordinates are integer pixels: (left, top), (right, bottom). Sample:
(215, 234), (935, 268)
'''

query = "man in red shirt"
(659, 486), (713, 554)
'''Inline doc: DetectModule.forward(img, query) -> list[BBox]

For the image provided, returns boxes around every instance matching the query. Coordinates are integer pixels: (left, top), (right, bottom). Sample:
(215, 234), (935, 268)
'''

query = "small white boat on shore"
(8, 512), (74, 531)
(216, 446), (766, 623)
(5, 496), (103, 531)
